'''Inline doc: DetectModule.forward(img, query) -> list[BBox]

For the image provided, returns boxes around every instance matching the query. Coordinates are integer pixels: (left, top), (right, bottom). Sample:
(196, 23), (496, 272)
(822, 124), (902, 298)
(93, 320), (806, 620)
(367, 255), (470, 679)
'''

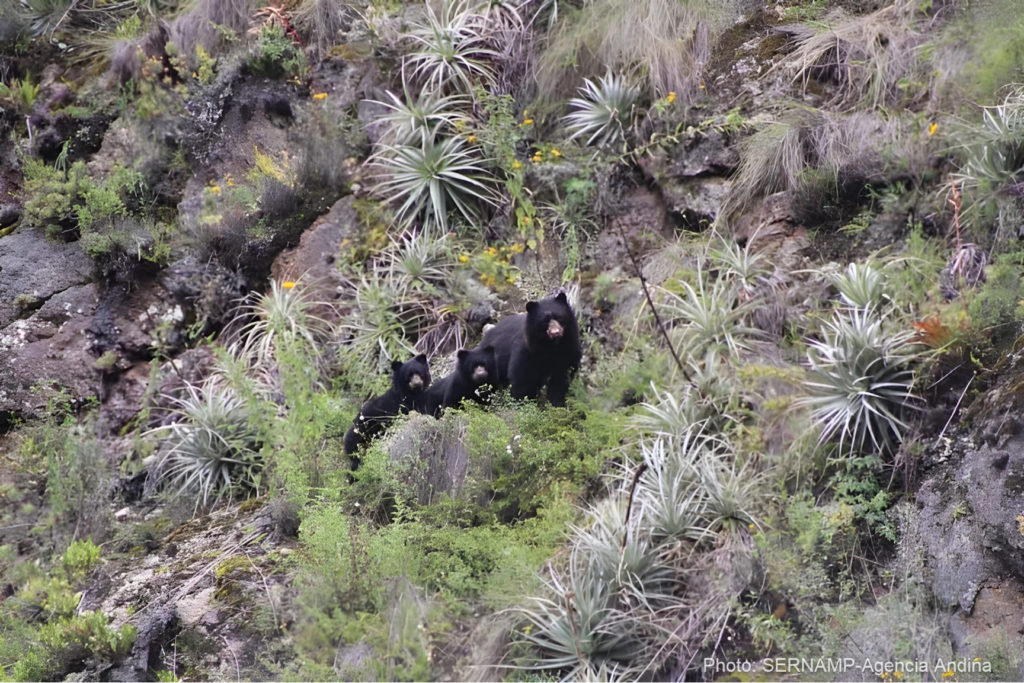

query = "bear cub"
(421, 345), (497, 417)
(344, 354), (431, 456)
(479, 290), (581, 406)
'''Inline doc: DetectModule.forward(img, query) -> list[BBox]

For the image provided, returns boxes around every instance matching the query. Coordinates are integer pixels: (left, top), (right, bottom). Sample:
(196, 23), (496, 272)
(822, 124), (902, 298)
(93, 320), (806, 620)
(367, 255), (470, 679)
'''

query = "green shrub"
(60, 538), (101, 582)
(248, 22), (306, 78)
(486, 404), (622, 521)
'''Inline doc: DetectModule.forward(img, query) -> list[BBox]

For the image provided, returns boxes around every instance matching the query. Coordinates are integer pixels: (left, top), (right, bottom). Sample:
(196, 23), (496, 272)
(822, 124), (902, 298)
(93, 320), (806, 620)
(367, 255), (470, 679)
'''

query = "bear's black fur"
(343, 354), (431, 456)
(479, 291), (581, 406)
(421, 345), (497, 417)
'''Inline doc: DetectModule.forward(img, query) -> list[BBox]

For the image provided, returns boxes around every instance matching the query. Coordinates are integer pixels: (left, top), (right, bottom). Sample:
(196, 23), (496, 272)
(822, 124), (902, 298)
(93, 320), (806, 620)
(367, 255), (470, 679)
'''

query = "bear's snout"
(472, 365), (489, 383)
(408, 374), (424, 390)
(546, 319), (564, 339)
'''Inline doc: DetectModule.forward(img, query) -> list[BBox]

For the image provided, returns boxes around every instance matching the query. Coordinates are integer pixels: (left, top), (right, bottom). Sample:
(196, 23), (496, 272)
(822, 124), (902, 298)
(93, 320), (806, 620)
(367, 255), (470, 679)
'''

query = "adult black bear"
(479, 291), (581, 406)
(421, 346), (497, 417)
(343, 354), (431, 456)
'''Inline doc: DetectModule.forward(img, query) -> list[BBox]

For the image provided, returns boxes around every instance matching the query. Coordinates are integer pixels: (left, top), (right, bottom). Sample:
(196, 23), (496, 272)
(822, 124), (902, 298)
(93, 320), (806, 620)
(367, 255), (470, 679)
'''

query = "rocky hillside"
(2, 0), (1024, 680)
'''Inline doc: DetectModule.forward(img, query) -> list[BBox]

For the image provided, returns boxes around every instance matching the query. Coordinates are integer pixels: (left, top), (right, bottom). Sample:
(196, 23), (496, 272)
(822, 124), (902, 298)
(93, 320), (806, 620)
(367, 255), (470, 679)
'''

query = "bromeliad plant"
(371, 130), (500, 231)
(799, 306), (918, 456)
(369, 89), (472, 146)
(402, 0), (498, 95)
(564, 73), (641, 148)
(145, 379), (261, 514)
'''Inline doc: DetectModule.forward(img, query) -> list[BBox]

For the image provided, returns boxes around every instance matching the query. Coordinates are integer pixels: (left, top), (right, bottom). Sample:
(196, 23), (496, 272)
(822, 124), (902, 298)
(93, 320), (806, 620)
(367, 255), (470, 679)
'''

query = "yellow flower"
(928, 122), (939, 136)
(458, 254), (469, 263)
(550, 147), (562, 158)
(666, 91), (677, 103)
(941, 670), (954, 679)
(973, 658), (980, 662)
(511, 160), (522, 170)
(531, 153), (543, 162)
(466, 134), (478, 143)
(313, 92), (328, 100)
(210, 185), (221, 194)
(893, 672), (903, 680)
(510, 243), (525, 254)
(521, 118), (534, 126)
(506, 276), (516, 283)
(282, 281), (296, 289)
(485, 246), (498, 256)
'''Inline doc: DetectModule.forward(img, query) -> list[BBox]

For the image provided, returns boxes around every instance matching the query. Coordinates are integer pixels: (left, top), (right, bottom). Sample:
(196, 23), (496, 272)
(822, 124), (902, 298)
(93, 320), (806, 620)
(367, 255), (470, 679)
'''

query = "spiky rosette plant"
(564, 73), (640, 148)
(799, 307), (918, 455)
(828, 261), (886, 309)
(402, 0), (498, 95)
(516, 549), (645, 679)
(369, 89), (471, 146)
(146, 380), (261, 514)
(371, 131), (499, 230)
(232, 280), (336, 381)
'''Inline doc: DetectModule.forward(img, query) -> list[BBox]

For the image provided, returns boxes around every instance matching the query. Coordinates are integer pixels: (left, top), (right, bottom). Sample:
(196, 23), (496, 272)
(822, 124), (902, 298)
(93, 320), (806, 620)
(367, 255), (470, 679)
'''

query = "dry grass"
(536, 0), (741, 100)
(170, 0), (253, 67)
(775, 0), (929, 110)
(722, 108), (921, 222)
(291, 0), (355, 58)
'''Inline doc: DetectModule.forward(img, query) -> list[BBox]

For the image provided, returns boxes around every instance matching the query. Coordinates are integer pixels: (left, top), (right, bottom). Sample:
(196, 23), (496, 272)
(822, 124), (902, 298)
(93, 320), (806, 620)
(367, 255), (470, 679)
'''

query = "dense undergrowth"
(3, 0), (1024, 680)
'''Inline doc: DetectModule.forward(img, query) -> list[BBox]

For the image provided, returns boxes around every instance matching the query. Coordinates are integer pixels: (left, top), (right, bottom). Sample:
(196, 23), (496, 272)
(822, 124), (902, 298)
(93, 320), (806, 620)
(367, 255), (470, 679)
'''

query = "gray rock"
(270, 195), (358, 302)
(0, 228), (93, 328)
(0, 203), (19, 229)
(0, 283), (100, 420)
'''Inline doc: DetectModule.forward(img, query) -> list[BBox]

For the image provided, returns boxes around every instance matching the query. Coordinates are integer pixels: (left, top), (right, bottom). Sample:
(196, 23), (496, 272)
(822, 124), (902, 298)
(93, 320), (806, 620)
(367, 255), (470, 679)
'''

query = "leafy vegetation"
(6, 0), (1024, 680)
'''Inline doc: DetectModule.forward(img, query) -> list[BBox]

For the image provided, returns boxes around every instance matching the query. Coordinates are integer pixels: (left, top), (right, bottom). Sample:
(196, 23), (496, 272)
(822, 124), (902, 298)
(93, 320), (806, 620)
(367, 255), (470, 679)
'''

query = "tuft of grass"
(563, 73), (640, 148)
(291, 0), (355, 58)
(536, 0), (741, 99)
(776, 0), (928, 109)
(722, 108), (911, 221)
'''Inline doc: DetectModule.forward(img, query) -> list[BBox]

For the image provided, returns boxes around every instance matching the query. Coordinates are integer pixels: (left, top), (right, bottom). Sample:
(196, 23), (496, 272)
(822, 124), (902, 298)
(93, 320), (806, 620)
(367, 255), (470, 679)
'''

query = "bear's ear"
(391, 360), (404, 371)
(525, 301), (538, 314)
(457, 349), (468, 360)
(414, 353), (427, 363)
(555, 290), (568, 303)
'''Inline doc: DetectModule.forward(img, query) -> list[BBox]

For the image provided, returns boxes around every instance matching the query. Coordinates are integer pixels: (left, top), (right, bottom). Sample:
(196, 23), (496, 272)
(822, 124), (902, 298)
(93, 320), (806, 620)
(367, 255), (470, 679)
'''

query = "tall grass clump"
(722, 108), (912, 221)
(536, 0), (741, 99)
(776, 0), (928, 109)
(292, 0), (355, 58)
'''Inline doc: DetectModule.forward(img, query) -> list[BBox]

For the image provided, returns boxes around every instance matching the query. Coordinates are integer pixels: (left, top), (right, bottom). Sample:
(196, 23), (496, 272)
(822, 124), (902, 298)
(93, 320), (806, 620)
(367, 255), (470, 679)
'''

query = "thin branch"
(610, 216), (690, 383)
